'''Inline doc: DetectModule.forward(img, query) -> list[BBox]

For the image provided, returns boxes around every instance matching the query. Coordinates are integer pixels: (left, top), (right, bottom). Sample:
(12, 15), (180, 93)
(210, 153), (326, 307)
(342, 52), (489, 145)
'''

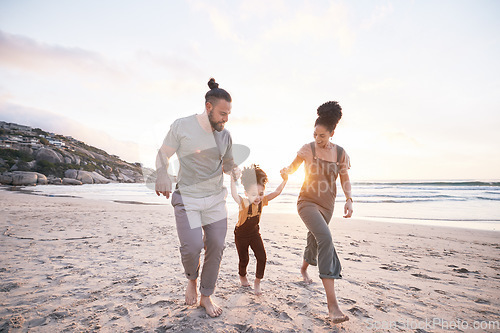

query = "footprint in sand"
(368, 281), (390, 290)
(411, 273), (441, 280)
(347, 306), (371, 318)
(339, 297), (357, 305)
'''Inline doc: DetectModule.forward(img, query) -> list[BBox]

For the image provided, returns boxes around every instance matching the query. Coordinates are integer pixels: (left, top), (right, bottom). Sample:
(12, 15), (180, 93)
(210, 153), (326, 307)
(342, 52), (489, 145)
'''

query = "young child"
(230, 164), (288, 295)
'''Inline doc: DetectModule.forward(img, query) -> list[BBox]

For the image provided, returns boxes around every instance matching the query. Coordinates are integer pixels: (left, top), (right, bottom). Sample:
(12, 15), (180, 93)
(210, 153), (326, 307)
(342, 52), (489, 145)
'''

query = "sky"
(0, 0), (499, 182)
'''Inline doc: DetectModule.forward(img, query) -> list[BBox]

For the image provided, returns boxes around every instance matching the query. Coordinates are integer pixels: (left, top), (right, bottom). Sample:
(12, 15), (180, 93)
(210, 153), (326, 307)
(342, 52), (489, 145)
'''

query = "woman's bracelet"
(346, 197), (353, 203)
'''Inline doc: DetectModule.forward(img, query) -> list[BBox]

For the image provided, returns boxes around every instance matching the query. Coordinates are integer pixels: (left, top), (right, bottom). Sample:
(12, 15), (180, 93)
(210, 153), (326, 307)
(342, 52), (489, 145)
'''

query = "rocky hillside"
(0, 121), (146, 186)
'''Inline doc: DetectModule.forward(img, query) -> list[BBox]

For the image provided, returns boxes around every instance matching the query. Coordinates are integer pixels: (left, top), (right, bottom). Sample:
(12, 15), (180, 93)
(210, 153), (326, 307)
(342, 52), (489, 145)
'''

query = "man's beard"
(208, 112), (225, 132)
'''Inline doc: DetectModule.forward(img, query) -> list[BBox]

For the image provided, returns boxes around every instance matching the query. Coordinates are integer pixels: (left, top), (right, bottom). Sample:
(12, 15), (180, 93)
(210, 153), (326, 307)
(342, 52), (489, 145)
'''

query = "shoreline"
(2, 184), (499, 232)
(1, 190), (499, 332)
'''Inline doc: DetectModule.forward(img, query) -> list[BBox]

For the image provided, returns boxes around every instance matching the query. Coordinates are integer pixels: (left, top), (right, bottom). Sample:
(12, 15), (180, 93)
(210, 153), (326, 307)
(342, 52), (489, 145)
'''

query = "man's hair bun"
(205, 77), (232, 104)
(208, 78), (219, 90)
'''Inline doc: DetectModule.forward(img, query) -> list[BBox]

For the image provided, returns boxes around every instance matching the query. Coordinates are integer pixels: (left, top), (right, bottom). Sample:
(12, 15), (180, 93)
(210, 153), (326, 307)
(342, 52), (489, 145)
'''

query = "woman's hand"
(343, 199), (353, 218)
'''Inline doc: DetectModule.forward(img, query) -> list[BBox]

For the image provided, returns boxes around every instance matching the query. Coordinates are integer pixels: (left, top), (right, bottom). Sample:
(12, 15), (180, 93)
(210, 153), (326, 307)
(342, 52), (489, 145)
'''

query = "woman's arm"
(281, 155), (304, 176)
(340, 171), (353, 218)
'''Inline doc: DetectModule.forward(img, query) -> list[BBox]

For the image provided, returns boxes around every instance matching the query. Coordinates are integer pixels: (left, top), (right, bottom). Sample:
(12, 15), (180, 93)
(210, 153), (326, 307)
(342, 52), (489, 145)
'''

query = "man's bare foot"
(200, 295), (223, 317)
(329, 312), (349, 324)
(254, 278), (262, 295)
(239, 275), (250, 287)
(185, 279), (198, 305)
(301, 267), (313, 284)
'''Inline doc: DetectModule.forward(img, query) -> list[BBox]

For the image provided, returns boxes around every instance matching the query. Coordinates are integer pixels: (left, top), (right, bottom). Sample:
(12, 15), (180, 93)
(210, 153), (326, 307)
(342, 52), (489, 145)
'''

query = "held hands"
(343, 199), (353, 218)
(280, 167), (290, 180)
(232, 166), (242, 182)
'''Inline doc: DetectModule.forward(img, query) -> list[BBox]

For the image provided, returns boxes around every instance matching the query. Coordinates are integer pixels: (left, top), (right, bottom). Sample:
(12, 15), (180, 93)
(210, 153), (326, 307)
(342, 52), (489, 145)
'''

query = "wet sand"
(0, 189), (499, 332)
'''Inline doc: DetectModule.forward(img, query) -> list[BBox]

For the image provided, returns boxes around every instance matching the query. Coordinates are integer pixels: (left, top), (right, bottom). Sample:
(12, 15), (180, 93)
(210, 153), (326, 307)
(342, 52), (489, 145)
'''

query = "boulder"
(90, 171), (110, 184)
(36, 148), (64, 164)
(76, 171), (94, 184)
(36, 173), (48, 185)
(64, 169), (78, 179)
(64, 157), (72, 164)
(11, 172), (38, 186)
(62, 178), (82, 185)
(117, 172), (134, 183)
(0, 173), (13, 185)
(48, 177), (62, 185)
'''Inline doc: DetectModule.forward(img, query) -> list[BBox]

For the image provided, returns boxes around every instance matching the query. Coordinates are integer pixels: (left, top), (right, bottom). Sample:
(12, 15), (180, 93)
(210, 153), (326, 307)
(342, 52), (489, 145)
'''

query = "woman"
(281, 101), (353, 324)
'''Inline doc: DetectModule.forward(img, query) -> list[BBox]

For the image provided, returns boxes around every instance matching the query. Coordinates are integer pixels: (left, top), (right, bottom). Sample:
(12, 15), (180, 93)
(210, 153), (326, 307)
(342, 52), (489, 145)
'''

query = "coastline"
(0, 190), (499, 332)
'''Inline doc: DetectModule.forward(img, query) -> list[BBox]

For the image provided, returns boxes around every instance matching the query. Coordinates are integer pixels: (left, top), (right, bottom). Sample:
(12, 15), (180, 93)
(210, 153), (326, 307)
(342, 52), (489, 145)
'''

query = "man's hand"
(155, 190), (171, 199)
(155, 167), (172, 199)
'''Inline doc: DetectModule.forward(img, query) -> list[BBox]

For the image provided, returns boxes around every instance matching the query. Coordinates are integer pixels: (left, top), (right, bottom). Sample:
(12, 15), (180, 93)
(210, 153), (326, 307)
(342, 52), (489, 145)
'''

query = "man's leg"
(198, 190), (227, 317)
(171, 191), (203, 305)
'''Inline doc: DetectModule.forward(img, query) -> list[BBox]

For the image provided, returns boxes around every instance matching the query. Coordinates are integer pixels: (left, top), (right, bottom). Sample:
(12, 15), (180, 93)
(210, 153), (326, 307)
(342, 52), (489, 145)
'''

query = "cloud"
(355, 77), (405, 92)
(0, 98), (144, 164)
(0, 30), (127, 80)
(259, 2), (356, 56)
(360, 2), (394, 30)
(187, 1), (242, 43)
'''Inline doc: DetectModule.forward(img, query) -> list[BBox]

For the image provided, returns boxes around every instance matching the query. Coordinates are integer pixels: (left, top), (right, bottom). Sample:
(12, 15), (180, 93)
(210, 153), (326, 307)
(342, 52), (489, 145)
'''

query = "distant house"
(0, 122), (32, 132)
(22, 137), (39, 144)
(0, 138), (18, 149)
(48, 139), (65, 147)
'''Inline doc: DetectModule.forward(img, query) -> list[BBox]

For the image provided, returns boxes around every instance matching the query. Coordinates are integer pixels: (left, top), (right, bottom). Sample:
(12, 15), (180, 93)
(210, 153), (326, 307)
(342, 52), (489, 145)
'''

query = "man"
(155, 78), (240, 317)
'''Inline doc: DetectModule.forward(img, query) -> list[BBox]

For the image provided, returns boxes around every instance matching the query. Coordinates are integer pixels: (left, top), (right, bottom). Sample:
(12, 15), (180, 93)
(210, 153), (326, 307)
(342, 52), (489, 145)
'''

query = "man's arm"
(155, 144), (176, 199)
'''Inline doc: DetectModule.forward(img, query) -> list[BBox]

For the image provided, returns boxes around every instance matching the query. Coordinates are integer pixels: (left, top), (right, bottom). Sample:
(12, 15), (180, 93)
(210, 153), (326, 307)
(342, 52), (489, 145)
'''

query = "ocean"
(28, 179), (500, 232)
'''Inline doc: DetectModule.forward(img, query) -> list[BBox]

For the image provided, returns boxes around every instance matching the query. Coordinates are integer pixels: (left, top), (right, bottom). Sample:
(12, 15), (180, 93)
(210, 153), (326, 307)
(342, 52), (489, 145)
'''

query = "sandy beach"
(0, 188), (499, 332)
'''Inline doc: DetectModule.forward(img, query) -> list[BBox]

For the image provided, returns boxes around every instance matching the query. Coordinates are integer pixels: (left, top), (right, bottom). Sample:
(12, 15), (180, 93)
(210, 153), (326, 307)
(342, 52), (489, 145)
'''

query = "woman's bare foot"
(200, 295), (223, 317)
(239, 275), (250, 287)
(301, 261), (313, 284)
(329, 312), (349, 324)
(254, 278), (262, 295)
(185, 279), (198, 305)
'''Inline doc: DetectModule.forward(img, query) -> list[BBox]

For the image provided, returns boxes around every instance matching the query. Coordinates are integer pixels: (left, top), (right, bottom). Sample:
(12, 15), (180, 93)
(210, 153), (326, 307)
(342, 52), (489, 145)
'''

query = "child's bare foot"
(254, 278), (262, 295)
(301, 267), (313, 284)
(200, 295), (222, 317)
(239, 275), (250, 287)
(301, 260), (313, 284)
(185, 279), (198, 305)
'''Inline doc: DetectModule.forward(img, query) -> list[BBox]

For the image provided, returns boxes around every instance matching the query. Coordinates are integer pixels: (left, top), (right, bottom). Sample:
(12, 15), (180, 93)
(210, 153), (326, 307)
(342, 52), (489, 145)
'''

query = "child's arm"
(230, 169), (242, 205)
(266, 171), (288, 202)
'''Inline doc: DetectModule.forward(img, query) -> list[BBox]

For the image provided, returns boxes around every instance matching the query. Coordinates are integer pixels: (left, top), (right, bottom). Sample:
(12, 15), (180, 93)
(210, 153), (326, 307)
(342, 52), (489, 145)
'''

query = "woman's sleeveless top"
(298, 142), (344, 210)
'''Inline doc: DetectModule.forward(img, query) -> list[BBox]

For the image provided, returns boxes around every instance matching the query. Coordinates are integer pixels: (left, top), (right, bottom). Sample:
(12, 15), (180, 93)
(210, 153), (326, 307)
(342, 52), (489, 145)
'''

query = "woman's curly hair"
(315, 101), (342, 132)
